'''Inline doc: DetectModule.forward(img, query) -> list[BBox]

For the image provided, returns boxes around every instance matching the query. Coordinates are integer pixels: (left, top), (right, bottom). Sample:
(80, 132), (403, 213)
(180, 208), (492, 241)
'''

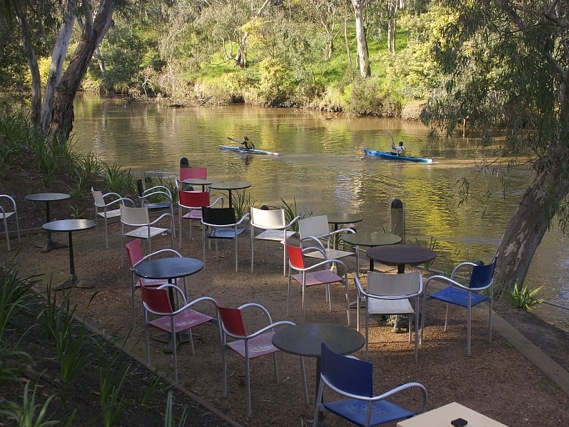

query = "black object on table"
(25, 192), (71, 252)
(134, 257), (204, 350)
(272, 322), (364, 420)
(209, 180), (251, 208)
(366, 244), (436, 273)
(42, 219), (96, 290)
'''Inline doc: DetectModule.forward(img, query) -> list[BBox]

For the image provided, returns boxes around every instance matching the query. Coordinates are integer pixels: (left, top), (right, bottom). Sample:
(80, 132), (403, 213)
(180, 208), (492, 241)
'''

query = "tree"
(351, 0), (370, 77)
(424, 1), (569, 290)
(5, 0), (116, 142)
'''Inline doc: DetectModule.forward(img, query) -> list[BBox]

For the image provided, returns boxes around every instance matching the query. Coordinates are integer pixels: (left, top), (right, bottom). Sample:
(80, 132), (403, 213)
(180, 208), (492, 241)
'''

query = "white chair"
(120, 205), (173, 253)
(0, 195), (20, 251)
(298, 214), (357, 264)
(354, 271), (423, 362)
(91, 188), (134, 249)
(250, 207), (300, 275)
(136, 178), (175, 237)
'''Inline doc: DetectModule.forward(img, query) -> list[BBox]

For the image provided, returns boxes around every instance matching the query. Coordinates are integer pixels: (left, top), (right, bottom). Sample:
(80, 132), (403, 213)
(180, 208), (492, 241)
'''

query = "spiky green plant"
(99, 362), (130, 427)
(510, 281), (543, 311)
(163, 390), (188, 427)
(0, 267), (34, 341)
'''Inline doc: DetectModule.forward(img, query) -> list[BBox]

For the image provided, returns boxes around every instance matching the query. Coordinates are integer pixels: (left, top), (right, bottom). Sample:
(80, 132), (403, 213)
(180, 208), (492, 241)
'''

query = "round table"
(343, 231), (402, 272)
(42, 219), (96, 289)
(366, 244), (437, 273)
(273, 323), (365, 413)
(209, 180), (251, 208)
(327, 213), (363, 232)
(25, 192), (71, 252)
(182, 177), (221, 191)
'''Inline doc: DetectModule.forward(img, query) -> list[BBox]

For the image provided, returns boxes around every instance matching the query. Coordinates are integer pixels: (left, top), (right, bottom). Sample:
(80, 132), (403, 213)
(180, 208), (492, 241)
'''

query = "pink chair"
(178, 190), (223, 244)
(141, 284), (218, 383)
(179, 167), (207, 181)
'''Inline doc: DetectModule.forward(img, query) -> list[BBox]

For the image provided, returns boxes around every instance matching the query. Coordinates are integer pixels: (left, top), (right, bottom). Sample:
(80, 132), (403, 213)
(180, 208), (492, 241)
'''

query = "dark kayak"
(363, 148), (433, 163)
(219, 145), (279, 156)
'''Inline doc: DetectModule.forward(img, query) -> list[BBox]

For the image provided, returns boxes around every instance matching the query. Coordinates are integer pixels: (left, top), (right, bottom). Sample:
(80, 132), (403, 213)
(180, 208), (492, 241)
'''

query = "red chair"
(141, 284), (218, 383)
(286, 240), (351, 325)
(179, 167), (207, 181)
(217, 302), (306, 417)
(124, 239), (186, 327)
(178, 190), (223, 243)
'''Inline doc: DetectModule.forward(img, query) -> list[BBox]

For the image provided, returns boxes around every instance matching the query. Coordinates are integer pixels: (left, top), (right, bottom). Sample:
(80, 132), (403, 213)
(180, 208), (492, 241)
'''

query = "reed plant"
(103, 163), (136, 195)
(0, 381), (75, 427)
(0, 346), (31, 384)
(99, 361), (130, 427)
(0, 266), (34, 341)
(163, 390), (188, 427)
(510, 281), (543, 311)
(231, 191), (256, 219)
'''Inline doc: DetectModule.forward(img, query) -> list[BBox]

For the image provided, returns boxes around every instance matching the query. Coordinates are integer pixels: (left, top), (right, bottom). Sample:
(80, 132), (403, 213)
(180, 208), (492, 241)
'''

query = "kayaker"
(392, 141), (406, 156)
(241, 135), (255, 150)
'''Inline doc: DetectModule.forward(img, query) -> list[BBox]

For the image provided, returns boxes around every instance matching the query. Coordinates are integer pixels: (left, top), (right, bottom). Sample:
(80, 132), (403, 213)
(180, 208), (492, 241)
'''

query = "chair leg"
(245, 356), (252, 417)
(467, 303), (472, 356)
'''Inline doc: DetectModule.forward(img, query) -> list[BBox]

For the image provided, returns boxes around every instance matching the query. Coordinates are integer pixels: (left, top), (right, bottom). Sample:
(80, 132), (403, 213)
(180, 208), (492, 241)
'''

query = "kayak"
(363, 148), (433, 164)
(219, 145), (279, 156)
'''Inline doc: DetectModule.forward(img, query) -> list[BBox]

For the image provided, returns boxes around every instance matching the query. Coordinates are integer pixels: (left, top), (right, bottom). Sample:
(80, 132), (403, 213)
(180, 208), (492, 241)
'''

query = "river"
(71, 94), (569, 329)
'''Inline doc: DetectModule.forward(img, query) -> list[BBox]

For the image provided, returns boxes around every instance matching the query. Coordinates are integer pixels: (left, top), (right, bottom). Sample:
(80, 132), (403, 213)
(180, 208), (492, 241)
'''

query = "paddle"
(227, 136), (241, 144)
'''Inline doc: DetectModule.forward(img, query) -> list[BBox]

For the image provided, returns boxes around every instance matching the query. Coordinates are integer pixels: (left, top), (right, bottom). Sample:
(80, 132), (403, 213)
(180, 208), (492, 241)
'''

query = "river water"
(71, 95), (569, 328)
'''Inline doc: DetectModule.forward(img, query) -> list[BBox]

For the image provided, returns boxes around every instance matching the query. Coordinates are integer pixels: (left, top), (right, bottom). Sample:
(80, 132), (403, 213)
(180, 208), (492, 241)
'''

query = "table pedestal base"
(55, 274), (93, 290)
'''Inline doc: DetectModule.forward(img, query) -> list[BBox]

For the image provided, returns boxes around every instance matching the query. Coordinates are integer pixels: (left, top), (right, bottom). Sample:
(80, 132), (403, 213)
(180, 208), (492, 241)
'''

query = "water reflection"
(72, 95), (569, 327)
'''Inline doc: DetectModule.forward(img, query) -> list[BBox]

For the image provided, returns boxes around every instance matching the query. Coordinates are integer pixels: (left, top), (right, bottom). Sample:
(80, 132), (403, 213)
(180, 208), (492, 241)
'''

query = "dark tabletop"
(42, 219), (96, 233)
(343, 231), (402, 247)
(25, 192), (71, 202)
(366, 244), (436, 266)
(272, 323), (365, 358)
(134, 257), (204, 280)
(327, 213), (363, 225)
(209, 181), (251, 191)
(182, 178), (221, 186)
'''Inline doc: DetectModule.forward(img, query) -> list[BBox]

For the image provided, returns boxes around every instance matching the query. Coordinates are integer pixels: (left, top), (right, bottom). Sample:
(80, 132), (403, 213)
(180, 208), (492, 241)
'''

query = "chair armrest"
(176, 295), (218, 316)
(372, 381), (428, 413)
(450, 261), (477, 279)
(237, 302), (274, 323)
(246, 320), (295, 339)
(0, 195), (17, 209)
(425, 274), (470, 292)
(148, 212), (173, 225)
(210, 196), (224, 207)
(234, 213), (250, 226)
(102, 196), (135, 208)
(284, 215), (301, 229)
(140, 248), (182, 263)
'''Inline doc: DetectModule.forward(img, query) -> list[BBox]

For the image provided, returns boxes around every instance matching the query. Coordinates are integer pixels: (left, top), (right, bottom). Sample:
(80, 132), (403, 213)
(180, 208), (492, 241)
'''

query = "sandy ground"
(6, 218), (569, 427)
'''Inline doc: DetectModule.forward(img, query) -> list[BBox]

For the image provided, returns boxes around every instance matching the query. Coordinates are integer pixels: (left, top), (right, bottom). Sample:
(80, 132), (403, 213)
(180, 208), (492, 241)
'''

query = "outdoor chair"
(91, 188), (134, 249)
(314, 343), (427, 427)
(201, 206), (249, 272)
(140, 284), (218, 383)
(286, 240), (351, 325)
(178, 190), (223, 243)
(0, 194), (20, 252)
(120, 204), (173, 254)
(422, 258), (497, 356)
(250, 206), (300, 275)
(354, 271), (423, 361)
(216, 301), (306, 417)
(298, 215), (356, 264)
(124, 239), (188, 327)
(136, 178), (175, 236)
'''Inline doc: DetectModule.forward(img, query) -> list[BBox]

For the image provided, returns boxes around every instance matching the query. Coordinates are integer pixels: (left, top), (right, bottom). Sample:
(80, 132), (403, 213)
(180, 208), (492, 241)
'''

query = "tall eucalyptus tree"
(425, 1), (569, 290)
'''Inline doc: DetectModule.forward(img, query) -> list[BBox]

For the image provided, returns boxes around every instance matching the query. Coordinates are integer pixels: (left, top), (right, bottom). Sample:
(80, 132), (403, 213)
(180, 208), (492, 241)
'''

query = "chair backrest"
(120, 205), (150, 225)
(367, 271), (422, 297)
(202, 206), (236, 226)
(285, 242), (306, 269)
(251, 207), (286, 229)
(217, 305), (247, 337)
(91, 188), (105, 207)
(299, 215), (329, 239)
(179, 190), (210, 208)
(469, 258), (497, 289)
(321, 343), (373, 397)
(124, 239), (143, 268)
(180, 167), (207, 180)
(140, 286), (173, 314)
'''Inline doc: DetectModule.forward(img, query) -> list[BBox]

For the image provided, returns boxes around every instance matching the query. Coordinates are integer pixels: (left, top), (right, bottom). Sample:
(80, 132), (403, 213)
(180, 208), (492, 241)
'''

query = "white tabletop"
(397, 402), (508, 427)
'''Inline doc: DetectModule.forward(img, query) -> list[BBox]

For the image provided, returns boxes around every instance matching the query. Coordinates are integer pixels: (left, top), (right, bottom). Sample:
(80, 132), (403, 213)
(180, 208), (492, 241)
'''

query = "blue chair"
(421, 258), (497, 356)
(314, 343), (427, 427)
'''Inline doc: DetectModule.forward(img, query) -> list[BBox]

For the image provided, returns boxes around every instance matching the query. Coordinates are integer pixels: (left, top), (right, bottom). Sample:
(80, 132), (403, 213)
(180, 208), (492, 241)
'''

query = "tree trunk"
(494, 165), (569, 290)
(351, 0), (370, 77)
(14, 1), (42, 129)
(40, 0), (76, 133)
(48, 0), (115, 142)
(234, 0), (271, 68)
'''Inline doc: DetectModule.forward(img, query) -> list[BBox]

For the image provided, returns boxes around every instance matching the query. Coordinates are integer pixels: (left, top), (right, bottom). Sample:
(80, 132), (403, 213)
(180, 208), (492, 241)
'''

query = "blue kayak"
(219, 145), (279, 156)
(363, 148), (433, 163)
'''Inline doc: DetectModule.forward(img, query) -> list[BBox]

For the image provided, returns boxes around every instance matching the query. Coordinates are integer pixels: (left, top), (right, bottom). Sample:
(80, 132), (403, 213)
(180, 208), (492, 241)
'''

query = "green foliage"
(510, 282), (543, 312)
(0, 381), (73, 427)
(163, 390), (188, 427)
(344, 77), (402, 117)
(413, 237), (438, 271)
(103, 163), (136, 195)
(99, 362), (130, 427)
(0, 346), (31, 385)
(231, 191), (256, 220)
(0, 267), (34, 341)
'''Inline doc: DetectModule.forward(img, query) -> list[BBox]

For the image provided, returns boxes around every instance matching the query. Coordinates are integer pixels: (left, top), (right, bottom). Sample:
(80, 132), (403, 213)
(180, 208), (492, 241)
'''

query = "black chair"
(201, 206), (250, 272)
